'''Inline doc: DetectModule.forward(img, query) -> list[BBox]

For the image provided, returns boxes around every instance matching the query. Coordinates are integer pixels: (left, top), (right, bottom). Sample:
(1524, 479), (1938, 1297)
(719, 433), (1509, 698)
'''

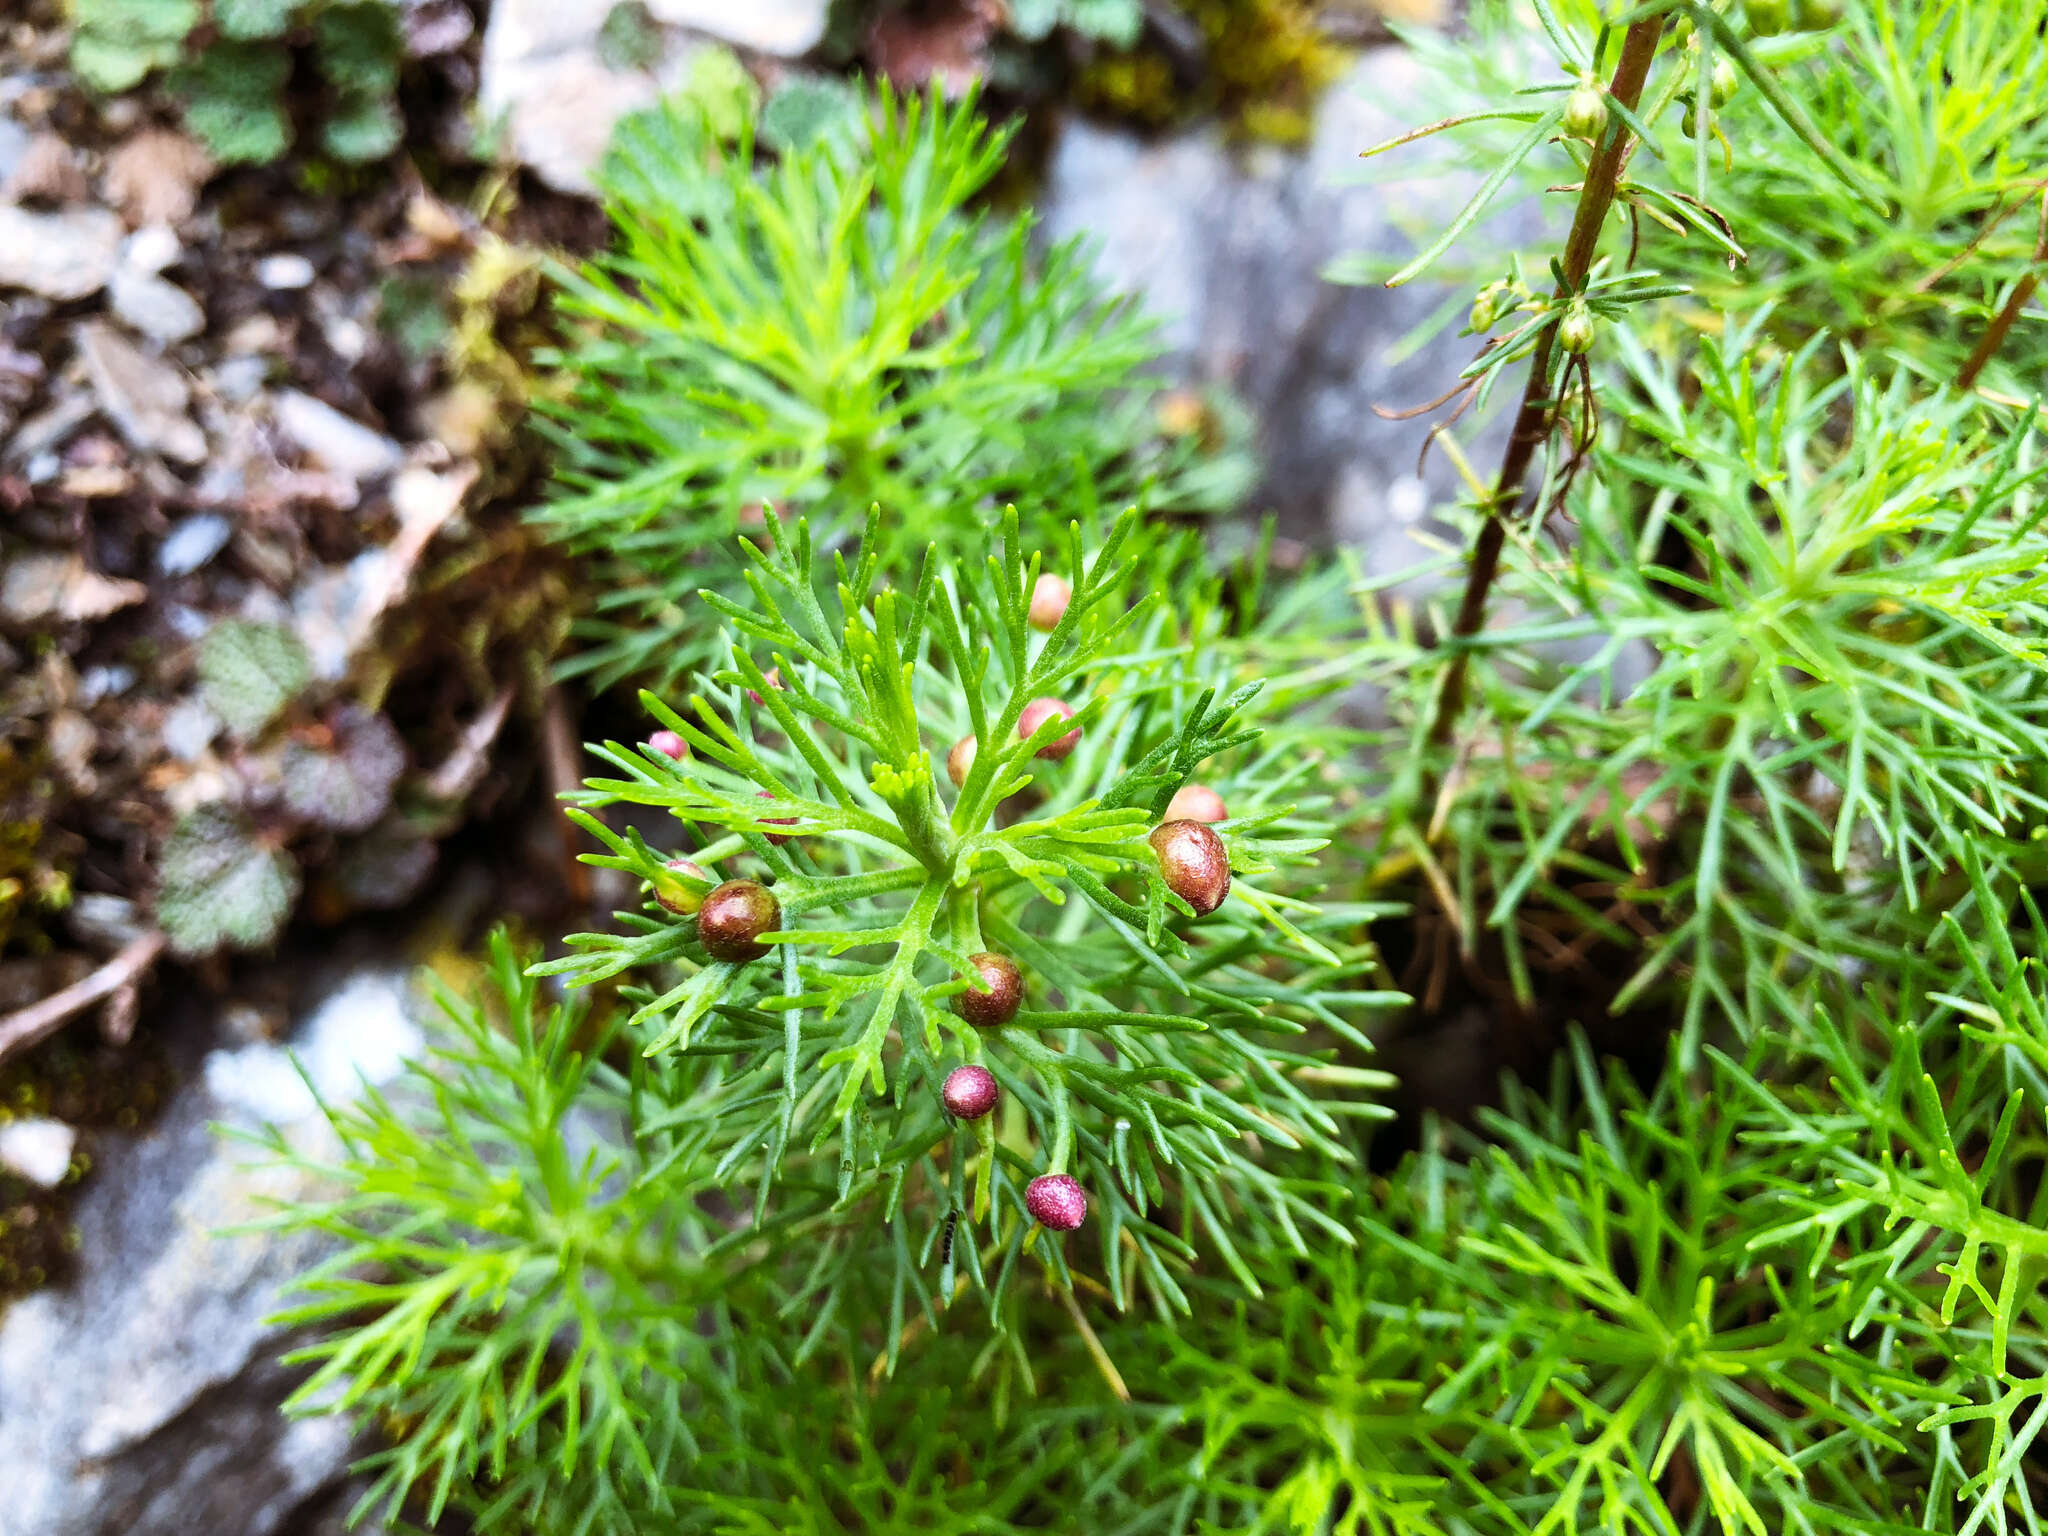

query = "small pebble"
(121, 224), (183, 276)
(0, 1118), (78, 1189)
(256, 253), (316, 290)
(157, 514), (234, 576)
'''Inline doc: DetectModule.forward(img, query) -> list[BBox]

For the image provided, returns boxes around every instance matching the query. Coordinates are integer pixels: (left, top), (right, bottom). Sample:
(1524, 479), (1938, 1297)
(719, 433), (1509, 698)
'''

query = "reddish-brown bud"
(654, 858), (710, 916)
(1165, 784), (1227, 824)
(1027, 573), (1071, 632)
(952, 951), (1022, 1028)
(1025, 1173), (1087, 1231)
(1017, 698), (1080, 761)
(697, 879), (780, 962)
(746, 666), (784, 706)
(648, 730), (687, 761)
(946, 734), (978, 788)
(941, 1064), (999, 1120)
(1149, 819), (1230, 916)
(755, 789), (797, 845)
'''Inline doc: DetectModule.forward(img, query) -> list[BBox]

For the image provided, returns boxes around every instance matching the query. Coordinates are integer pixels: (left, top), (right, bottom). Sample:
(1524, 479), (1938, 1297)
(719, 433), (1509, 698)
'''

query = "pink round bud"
(648, 730), (687, 761)
(952, 951), (1022, 1028)
(1025, 1173), (1088, 1232)
(1017, 698), (1080, 761)
(1027, 573), (1071, 632)
(697, 879), (780, 963)
(755, 789), (797, 845)
(1149, 819), (1230, 916)
(941, 1064), (999, 1120)
(946, 734), (978, 788)
(1165, 784), (1227, 824)
(747, 666), (784, 706)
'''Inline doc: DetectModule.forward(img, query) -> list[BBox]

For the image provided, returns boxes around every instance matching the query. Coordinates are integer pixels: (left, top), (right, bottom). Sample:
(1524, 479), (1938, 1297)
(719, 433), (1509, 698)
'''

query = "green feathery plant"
(536, 83), (1249, 693)
(252, 511), (1395, 1527)
(256, 3), (2048, 1532)
(535, 505), (1394, 1304)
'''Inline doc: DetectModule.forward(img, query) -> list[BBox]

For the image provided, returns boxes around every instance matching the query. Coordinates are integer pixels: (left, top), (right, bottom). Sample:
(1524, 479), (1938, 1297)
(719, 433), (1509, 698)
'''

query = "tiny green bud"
(953, 951), (1022, 1028)
(1557, 302), (1597, 356)
(1149, 819), (1230, 916)
(1561, 85), (1608, 140)
(1708, 55), (1739, 109)
(1470, 279), (1509, 333)
(1793, 0), (1841, 27)
(697, 879), (780, 963)
(1744, 0), (1792, 34)
(654, 858), (710, 916)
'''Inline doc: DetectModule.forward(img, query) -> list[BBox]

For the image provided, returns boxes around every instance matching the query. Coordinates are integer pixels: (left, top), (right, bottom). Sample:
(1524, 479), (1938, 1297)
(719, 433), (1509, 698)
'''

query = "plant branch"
(1423, 16), (1669, 756)
(0, 929), (166, 1066)
(1956, 190), (2048, 394)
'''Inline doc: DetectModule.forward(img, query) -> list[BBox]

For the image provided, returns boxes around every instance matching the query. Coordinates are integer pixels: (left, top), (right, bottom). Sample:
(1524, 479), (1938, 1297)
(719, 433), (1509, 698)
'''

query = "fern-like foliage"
(535, 84), (1248, 692)
(537, 506), (1397, 1314)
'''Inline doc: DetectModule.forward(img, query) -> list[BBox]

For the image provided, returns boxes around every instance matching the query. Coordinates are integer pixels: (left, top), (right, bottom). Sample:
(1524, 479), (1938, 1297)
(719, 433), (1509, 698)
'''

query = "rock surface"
(478, 0), (831, 194)
(0, 966), (424, 1536)
(0, 205), (125, 301)
(1039, 46), (1541, 574)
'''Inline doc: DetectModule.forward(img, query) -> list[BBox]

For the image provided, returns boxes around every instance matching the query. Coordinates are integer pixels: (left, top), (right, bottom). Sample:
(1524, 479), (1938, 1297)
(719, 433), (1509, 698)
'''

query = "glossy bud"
(1027, 573), (1071, 631)
(1017, 697), (1080, 761)
(648, 730), (687, 761)
(942, 1064), (1000, 1120)
(654, 858), (709, 916)
(952, 951), (1022, 1028)
(697, 879), (780, 963)
(1165, 784), (1227, 825)
(1149, 819), (1230, 916)
(1025, 1173), (1088, 1232)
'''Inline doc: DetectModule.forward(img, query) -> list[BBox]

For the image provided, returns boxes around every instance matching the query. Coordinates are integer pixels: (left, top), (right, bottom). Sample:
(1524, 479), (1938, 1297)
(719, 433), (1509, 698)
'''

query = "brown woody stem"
(1956, 190), (2048, 393)
(1423, 16), (1668, 755)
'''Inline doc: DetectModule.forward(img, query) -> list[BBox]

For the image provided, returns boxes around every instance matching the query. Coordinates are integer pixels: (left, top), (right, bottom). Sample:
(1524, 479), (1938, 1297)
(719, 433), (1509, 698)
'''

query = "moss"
(0, 1033), (175, 1302)
(0, 743), (73, 959)
(1074, 0), (1348, 145)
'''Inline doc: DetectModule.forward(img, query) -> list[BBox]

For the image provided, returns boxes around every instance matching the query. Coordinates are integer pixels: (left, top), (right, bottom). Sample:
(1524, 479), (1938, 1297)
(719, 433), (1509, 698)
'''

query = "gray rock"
(158, 513), (235, 577)
(255, 254), (315, 291)
(0, 205), (125, 302)
(120, 225), (183, 277)
(272, 390), (402, 485)
(0, 115), (30, 188)
(478, 0), (713, 194)
(109, 266), (207, 343)
(78, 321), (208, 464)
(1039, 46), (1542, 575)
(645, 0), (827, 53)
(0, 965), (427, 1536)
